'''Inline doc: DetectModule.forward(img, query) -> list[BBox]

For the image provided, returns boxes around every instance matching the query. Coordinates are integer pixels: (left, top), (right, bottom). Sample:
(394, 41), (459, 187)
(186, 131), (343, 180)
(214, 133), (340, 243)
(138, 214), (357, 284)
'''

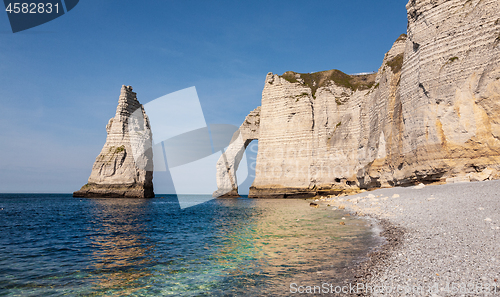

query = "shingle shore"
(322, 180), (500, 296)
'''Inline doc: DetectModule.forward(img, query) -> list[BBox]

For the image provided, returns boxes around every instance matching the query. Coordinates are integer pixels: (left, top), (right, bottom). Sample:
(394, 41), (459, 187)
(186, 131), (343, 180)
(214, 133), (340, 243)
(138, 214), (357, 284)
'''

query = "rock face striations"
(213, 107), (260, 197)
(74, 85), (154, 198)
(246, 38), (407, 198)
(216, 0), (500, 198)
(395, 0), (500, 185)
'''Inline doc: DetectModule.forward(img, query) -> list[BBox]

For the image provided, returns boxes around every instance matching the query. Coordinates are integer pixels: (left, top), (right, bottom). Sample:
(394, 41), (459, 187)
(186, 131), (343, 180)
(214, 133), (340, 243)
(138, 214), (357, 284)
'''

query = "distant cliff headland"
(215, 0), (500, 198)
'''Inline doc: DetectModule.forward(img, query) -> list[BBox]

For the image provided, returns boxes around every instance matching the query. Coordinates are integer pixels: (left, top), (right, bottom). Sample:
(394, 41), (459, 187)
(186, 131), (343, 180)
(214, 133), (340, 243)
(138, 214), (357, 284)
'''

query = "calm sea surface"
(0, 194), (382, 296)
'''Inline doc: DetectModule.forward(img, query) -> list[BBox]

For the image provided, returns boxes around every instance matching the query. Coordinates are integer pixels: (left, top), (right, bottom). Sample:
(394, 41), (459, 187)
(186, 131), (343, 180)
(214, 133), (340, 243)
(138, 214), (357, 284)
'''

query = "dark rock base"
(248, 186), (360, 198)
(215, 189), (241, 198)
(73, 183), (154, 198)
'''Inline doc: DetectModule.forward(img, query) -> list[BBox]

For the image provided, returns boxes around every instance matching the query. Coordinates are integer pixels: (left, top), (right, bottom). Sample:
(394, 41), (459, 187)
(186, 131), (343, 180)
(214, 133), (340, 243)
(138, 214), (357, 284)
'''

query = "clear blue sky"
(0, 0), (408, 193)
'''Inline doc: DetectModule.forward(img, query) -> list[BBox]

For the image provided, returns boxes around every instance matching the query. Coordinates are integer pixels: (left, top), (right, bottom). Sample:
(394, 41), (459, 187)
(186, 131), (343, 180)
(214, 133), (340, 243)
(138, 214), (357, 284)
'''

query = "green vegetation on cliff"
(115, 145), (125, 153)
(395, 33), (407, 42)
(387, 53), (404, 73)
(280, 69), (376, 97)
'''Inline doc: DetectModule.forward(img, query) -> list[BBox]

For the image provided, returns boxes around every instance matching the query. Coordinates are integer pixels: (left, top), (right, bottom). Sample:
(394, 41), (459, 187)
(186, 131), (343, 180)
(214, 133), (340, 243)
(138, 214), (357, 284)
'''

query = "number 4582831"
(5, 3), (59, 14)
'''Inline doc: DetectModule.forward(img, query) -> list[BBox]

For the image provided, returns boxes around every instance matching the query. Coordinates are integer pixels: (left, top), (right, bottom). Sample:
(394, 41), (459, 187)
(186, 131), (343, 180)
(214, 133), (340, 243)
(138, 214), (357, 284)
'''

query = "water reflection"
(203, 199), (377, 296)
(87, 198), (153, 295)
(247, 200), (375, 295)
(0, 195), (380, 296)
(81, 197), (377, 296)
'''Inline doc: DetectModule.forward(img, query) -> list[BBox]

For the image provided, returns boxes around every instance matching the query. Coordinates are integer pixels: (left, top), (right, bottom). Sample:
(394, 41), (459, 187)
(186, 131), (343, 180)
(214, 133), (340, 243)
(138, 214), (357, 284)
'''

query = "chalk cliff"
(213, 107), (260, 197)
(395, 0), (500, 185)
(74, 85), (154, 198)
(216, 0), (500, 198)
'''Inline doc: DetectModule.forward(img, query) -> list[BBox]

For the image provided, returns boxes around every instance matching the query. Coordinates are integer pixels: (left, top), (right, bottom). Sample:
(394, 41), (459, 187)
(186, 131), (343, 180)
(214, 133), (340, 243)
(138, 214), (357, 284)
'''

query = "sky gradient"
(0, 0), (408, 193)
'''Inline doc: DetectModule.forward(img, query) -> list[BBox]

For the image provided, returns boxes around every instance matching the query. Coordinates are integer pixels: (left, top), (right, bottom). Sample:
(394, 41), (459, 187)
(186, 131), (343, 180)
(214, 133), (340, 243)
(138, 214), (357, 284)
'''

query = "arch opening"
(213, 107), (260, 198)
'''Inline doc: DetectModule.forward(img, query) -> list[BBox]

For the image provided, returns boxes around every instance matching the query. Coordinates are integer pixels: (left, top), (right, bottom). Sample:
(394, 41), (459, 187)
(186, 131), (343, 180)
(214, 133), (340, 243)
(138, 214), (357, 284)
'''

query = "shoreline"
(320, 180), (500, 296)
(350, 219), (405, 295)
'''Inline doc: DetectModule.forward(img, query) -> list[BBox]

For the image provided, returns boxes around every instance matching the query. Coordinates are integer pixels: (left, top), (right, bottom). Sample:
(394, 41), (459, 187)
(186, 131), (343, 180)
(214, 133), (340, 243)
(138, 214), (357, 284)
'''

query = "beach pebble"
(392, 194), (400, 198)
(484, 218), (492, 222)
(413, 183), (425, 189)
(367, 194), (375, 198)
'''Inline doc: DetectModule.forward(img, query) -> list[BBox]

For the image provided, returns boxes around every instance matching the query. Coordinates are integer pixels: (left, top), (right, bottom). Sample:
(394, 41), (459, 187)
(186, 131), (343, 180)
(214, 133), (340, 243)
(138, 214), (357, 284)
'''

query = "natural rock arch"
(213, 107), (260, 198)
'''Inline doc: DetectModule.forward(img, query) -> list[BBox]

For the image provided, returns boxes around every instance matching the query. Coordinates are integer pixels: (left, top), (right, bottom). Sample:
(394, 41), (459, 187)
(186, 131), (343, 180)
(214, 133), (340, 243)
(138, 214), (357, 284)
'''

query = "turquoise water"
(0, 194), (380, 296)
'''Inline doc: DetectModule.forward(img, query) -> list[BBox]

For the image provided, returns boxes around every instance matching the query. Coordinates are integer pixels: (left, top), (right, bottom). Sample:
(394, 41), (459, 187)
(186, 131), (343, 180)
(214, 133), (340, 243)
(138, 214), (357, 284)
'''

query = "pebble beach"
(322, 180), (500, 296)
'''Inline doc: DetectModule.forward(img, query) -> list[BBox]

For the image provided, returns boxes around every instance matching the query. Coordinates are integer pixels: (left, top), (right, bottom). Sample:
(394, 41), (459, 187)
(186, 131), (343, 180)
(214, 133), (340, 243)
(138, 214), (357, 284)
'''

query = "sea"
(0, 194), (383, 296)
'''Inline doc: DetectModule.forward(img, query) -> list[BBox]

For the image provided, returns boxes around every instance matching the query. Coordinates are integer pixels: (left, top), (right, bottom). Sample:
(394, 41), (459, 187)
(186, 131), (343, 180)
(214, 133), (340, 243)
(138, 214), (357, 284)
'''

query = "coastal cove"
(1, 0), (499, 296)
(0, 194), (383, 296)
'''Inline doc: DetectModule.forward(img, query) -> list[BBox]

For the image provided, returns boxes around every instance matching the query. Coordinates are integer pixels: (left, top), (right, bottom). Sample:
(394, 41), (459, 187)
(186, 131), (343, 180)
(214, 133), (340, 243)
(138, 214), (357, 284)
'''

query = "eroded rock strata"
(214, 107), (260, 197)
(216, 0), (500, 198)
(74, 85), (154, 198)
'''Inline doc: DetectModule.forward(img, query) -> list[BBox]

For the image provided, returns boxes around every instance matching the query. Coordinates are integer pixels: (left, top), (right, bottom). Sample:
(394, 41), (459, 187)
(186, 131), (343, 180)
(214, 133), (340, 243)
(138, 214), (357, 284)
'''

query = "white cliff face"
(74, 85), (154, 198)
(249, 67), (385, 197)
(215, 0), (500, 198)
(397, 0), (500, 183)
(212, 38), (406, 198)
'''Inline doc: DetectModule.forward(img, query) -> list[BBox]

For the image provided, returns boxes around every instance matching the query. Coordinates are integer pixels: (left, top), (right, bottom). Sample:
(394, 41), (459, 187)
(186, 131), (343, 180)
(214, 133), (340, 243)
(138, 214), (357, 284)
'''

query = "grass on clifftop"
(395, 33), (407, 42)
(280, 69), (376, 97)
(386, 53), (404, 73)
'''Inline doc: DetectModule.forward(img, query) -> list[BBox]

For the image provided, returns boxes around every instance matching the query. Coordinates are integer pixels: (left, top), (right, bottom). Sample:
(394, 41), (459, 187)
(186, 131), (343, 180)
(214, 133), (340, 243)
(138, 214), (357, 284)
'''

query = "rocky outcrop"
(74, 85), (154, 198)
(213, 107), (260, 197)
(215, 0), (500, 198)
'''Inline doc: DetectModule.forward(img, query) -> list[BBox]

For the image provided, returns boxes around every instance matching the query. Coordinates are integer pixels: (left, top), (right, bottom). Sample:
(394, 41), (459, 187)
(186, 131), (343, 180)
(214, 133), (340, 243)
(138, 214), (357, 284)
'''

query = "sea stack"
(74, 85), (154, 198)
